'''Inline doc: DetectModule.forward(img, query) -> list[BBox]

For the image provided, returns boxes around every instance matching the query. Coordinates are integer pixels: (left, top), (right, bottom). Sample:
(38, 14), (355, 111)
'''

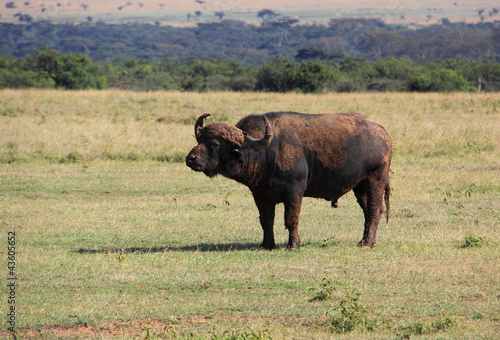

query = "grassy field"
(0, 90), (499, 339)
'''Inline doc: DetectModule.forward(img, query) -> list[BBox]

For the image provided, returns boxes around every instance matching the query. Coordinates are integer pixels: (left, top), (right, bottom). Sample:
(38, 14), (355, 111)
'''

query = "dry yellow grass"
(1, 90), (499, 165)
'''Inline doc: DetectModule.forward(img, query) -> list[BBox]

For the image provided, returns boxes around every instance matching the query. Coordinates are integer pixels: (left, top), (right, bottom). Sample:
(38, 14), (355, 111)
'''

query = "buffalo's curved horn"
(195, 113), (211, 142)
(242, 116), (273, 151)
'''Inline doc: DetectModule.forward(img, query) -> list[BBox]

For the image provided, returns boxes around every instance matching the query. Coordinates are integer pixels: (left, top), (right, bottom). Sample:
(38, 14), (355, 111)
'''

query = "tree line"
(1, 46), (500, 92)
(1, 19), (499, 66)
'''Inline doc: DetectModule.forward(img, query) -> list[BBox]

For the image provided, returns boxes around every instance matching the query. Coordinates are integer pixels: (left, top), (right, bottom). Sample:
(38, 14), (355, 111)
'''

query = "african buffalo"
(186, 111), (392, 250)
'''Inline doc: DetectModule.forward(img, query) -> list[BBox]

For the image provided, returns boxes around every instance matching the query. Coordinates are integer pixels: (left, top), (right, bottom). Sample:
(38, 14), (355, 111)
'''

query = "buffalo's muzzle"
(185, 153), (202, 171)
(185, 154), (196, 166)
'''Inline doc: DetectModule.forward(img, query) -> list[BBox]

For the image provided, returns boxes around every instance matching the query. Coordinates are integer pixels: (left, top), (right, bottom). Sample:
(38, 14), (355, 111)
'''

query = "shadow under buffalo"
(74, 242), (263, 254)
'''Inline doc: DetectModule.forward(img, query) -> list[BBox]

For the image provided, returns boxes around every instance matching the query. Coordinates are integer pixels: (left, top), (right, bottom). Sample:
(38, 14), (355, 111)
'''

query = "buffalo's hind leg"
(283, 195), (303, 250)
(253, 197), (276, 250)
(353, 183), (369, 245)
(353, 178), (386, 248)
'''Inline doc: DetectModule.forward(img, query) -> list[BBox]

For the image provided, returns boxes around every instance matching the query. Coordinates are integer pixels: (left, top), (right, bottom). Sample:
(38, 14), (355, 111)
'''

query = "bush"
(408, 67), (475, 92)
(255, 58), (339, 93)
(329, 289), (369, 333)
(1, 46), (106, 89)
(310, 276), (336, 301)
(255, 57), (297, 92)
(1, 47), (498, 92)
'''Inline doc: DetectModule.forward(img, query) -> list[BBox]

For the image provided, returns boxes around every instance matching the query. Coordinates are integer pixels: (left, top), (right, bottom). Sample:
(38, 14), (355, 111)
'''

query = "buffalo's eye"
(209, 140), (220, 150)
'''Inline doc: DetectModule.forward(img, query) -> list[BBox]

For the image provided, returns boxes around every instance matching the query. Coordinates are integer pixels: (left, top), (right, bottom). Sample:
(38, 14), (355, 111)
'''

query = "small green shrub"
(319, 235), (336, 248)
(329, 289), (369, 334)
(310, 277), (336, 301)
(461, 235), (486, 248)
(433, 316), (456, 330)
(399, 321), (432, 335)
(397, 316), (456, 338)
(472, 312), (485, 319)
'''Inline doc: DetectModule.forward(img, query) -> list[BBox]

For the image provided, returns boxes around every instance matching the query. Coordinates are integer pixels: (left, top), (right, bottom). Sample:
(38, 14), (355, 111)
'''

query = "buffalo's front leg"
(254, 198), (276, 250)
(284, 197), (302, 250)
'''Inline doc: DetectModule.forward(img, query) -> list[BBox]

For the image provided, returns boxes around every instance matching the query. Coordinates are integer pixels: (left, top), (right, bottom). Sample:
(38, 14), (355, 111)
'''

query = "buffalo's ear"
(231, 148), (244, 162)
(225, 148), (244, 176)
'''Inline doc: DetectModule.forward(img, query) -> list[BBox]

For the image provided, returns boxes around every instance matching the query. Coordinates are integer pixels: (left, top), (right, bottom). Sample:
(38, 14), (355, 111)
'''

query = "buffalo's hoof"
(259, 244), (275, 251)
(358, 240), (375, 248)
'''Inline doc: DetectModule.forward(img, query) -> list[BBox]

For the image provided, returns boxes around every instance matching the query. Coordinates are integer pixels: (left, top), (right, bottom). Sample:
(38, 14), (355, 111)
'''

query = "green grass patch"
(461, 235), (487, 248)
(396, 316), (457, 338)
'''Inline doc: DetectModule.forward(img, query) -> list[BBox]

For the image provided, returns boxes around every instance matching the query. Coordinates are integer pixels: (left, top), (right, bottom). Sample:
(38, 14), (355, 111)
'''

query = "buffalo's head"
(186, 113), (273, 178)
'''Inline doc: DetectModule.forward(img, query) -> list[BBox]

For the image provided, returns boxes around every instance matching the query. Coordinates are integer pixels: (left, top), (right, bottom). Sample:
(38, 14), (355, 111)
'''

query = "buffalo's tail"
(385, 184), (391, 223)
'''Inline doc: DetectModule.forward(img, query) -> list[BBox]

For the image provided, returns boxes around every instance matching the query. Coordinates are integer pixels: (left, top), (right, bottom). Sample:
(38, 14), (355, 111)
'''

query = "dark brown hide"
(186, 111), (392, 250)
(272, 115), (350, 171)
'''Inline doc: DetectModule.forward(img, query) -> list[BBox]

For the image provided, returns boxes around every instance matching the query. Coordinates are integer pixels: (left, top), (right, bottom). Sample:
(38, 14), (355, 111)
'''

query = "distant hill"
(1, 0), (499, 26)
